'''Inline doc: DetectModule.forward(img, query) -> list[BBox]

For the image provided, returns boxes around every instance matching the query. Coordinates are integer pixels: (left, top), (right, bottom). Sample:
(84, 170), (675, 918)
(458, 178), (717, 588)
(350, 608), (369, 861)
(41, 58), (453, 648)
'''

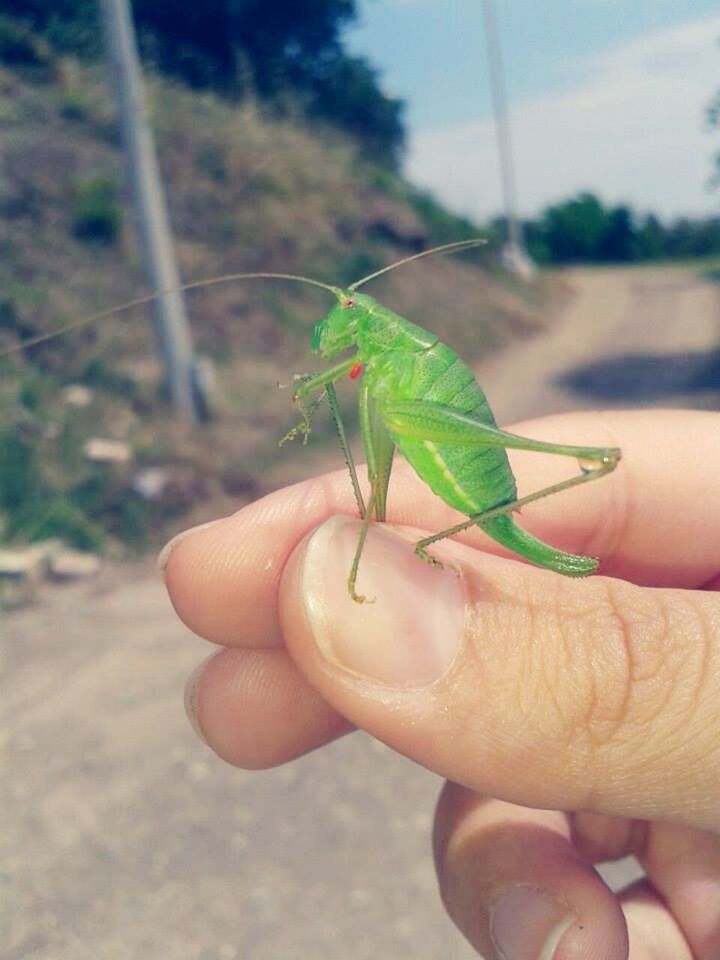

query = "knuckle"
(544, 577), (718, 783)
(453, 569), (719, 812)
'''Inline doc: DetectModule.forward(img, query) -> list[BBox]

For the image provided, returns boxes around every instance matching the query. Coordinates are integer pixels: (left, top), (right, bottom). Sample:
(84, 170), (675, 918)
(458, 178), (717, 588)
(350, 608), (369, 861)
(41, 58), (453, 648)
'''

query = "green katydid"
(2, 239), (620, 601)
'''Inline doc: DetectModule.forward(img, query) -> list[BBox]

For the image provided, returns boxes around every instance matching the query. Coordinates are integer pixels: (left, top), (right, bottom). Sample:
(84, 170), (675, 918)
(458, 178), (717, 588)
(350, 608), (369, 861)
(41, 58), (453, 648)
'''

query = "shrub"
(71, 175), (122, 244)
(59, 91), (89, 121)
(0, 14), (53, 68)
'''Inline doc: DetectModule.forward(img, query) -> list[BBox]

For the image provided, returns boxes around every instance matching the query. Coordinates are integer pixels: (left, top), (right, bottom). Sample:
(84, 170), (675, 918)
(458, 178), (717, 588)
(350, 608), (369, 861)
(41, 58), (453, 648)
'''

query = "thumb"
(279, 516), (720, 831)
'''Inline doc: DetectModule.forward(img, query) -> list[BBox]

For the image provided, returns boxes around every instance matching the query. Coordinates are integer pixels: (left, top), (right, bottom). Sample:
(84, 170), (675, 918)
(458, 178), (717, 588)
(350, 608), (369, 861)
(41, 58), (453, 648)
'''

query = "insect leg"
(383, 400), (621, 467)
(326, 383), (366, 518)
(279, 356), (358, 447)
(337, 380), (398, 601)
(279, 378), (326, 446)
(383, 400), (620, 572)
(292, 357), (358, 399)
(282, 356), (367, 518)
(347, 487), (378, 604)
(358, 379), (395, 523)
(413, 457), (615, 561)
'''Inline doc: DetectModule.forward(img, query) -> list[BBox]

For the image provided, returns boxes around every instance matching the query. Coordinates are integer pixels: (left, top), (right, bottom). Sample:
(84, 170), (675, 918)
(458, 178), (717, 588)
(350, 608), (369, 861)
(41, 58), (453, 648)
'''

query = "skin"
(163, 409), (720, 960)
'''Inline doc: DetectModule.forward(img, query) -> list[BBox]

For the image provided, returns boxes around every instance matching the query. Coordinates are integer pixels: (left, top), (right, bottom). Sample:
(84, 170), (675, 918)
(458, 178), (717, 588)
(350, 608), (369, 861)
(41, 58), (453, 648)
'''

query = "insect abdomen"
(385, 342), (517, 515)
(481, 515), (599, 575)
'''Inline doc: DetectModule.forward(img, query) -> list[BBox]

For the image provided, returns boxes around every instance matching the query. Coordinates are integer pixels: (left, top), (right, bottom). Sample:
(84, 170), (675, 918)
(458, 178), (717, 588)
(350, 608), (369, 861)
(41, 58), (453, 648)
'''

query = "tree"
(3, 0), (405, 166)
(635, 214), (666, 261)
(598, 205), (638, 262)
(709, 88), (720, 190)
(539, 192), (609, 263)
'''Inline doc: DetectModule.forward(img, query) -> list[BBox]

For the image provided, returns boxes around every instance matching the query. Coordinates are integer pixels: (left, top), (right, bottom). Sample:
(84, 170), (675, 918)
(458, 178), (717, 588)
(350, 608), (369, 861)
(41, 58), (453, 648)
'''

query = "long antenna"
(0, 273), (340, 358)
(349, 238), (486, 290)
(1, 241), (486, 359)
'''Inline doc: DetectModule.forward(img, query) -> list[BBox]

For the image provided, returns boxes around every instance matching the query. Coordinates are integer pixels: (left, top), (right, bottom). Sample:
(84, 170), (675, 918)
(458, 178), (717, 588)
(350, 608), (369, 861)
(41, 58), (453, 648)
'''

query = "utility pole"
(100, 0), (201, 420)
(481, 0), (535, 279)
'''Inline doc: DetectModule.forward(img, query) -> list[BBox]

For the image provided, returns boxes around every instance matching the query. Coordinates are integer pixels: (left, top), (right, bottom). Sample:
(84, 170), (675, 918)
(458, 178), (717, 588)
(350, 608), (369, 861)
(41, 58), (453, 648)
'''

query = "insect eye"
(343, 299), (355, 309)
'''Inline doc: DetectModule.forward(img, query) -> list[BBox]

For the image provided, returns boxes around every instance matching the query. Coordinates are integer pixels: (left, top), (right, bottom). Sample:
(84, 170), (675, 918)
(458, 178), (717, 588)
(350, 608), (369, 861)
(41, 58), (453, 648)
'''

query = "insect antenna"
(349, 238), (487, 291)
(0, 272), (341, 357)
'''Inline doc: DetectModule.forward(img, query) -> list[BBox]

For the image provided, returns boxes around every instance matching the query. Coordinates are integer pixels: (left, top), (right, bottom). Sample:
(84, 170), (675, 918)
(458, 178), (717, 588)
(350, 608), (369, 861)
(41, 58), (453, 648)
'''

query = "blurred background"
(2, 2), (719, 958)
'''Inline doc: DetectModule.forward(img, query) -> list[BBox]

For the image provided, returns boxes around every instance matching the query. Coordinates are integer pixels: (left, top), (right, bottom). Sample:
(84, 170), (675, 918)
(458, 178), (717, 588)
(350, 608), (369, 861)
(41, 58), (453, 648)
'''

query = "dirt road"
(479, 263), (720, 423)
(4, 265), (719, 960)
(479, 267), (720, 423)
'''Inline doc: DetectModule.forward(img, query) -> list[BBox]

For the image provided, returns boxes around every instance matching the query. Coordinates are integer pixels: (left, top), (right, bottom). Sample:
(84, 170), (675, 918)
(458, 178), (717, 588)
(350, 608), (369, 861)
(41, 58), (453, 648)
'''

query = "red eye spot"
(343, 299), (355, 308)
(349, 362), (363, 381)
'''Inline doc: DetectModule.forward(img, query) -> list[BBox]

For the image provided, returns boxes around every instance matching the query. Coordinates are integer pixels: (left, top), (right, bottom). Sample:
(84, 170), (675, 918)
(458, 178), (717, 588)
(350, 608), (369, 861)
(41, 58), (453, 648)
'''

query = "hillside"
(0, 50), (558, 557)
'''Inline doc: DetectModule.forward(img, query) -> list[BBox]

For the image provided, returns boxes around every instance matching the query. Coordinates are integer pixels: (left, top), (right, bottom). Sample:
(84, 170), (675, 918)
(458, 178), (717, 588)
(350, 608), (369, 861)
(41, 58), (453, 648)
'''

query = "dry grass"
(0, 55), (559, 553)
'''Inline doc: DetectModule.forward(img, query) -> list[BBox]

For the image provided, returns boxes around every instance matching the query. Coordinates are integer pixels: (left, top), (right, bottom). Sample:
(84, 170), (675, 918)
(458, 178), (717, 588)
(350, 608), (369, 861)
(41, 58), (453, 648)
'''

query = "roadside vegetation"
(0, 33), (550, 556)
(2, 7), (716, 560)
(491, 192), (720, 266)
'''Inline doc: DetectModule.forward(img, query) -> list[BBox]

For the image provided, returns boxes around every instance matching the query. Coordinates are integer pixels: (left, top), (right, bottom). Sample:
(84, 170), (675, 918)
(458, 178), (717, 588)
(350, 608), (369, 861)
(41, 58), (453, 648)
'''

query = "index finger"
(163, 409), (720, 648)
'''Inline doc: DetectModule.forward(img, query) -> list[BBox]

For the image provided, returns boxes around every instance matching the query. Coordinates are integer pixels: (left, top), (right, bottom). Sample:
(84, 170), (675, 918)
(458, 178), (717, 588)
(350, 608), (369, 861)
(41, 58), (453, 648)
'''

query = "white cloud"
(406, 15), (720, 219)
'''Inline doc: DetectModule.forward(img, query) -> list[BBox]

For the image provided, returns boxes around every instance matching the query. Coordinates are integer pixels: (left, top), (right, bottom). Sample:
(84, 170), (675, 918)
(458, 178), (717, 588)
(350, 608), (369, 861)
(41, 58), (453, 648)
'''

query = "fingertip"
(161, 511), (286, 648)
(158, 518), (224, 578)
(185, 647), (352, 768)
(435, 788), (629, 960)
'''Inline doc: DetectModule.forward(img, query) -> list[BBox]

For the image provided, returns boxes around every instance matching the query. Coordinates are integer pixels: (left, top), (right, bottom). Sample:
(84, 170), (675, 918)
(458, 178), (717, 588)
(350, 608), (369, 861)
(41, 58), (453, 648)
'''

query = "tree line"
(491, 192), (720, 265)
(2, 0), (405, 166)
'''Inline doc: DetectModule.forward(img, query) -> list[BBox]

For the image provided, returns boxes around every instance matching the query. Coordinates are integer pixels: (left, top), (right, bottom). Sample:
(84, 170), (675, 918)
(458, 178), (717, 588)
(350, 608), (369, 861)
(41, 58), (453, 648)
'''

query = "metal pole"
(100, 0), (201, 420)
(481, 0), (534, 278)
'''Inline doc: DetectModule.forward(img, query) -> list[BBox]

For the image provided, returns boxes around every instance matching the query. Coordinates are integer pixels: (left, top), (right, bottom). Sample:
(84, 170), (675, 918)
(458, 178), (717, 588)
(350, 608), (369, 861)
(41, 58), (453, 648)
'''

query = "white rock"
(0, 549), (44, 581)
(131, 467), (170, 500)
(61, 384), (94, 407)
(83, 438), (132, 464)
(49, 550), (101, 581)
(0, 541), (60, 581)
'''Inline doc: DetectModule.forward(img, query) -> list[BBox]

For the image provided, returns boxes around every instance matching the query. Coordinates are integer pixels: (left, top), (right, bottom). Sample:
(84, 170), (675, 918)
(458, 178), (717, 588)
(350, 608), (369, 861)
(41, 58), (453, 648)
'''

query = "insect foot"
(279, 386), (326, 447)
(577, 447), (622, 475)
(414, 544), (445, 570)
(347, 585), (376, 605)
(278, 416), (313, 447)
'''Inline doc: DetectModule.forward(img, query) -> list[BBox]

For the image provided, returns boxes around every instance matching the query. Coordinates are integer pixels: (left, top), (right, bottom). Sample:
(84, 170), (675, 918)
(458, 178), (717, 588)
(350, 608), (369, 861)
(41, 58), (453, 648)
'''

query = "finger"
(622, 883), (693, 959)
(185, 647), (352, 767)
(163, 471), (361, 647)
(433, 784), (629, 960)
(498, 409), (720, 588)
(278, 516), (720, 831)
(571, 813), (720, 958)
(163, 410), (719, 651)
(637, 823), (720, 959)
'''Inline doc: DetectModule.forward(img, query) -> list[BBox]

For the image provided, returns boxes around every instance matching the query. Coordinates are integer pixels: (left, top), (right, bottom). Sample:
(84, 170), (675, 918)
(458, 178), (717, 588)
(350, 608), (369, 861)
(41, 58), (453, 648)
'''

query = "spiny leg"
(383, 399), (622, 464)
(414, 456), (617, 563)
(380, 399), (620, 567)
(279, 355), (367, 519)
(347, 488), (378, 603)
(278, 376), (325, 447)
(326, 383), (366, 519)
(292, 356), (358, 399)
(280, 356), (359, 445)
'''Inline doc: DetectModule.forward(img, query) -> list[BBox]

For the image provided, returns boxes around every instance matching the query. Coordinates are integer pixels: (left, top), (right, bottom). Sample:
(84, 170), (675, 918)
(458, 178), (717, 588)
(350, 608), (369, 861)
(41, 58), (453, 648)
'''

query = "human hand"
(162, 409), (720, 960)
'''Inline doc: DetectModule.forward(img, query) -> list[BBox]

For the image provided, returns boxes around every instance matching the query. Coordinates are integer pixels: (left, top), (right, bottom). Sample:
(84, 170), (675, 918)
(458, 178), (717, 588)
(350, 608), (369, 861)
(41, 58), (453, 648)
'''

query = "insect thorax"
(354, 296), (437, 360)
(313, 290), (436, 360)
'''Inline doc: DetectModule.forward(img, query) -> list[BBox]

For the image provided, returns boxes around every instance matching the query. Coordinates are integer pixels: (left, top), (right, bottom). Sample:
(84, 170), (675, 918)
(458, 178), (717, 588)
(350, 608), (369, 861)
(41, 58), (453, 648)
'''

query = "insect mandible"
(3, 239), (621, 601)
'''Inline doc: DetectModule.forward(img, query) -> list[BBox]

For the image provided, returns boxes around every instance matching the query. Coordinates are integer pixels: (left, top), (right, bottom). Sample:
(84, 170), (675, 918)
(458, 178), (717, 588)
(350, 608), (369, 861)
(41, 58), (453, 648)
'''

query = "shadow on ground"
(557, 349), (720, 402)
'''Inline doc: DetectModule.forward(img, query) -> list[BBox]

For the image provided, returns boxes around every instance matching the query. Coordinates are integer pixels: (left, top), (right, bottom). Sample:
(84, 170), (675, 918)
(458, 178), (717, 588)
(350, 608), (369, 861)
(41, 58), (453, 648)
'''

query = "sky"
(346, 1), (720, 222)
